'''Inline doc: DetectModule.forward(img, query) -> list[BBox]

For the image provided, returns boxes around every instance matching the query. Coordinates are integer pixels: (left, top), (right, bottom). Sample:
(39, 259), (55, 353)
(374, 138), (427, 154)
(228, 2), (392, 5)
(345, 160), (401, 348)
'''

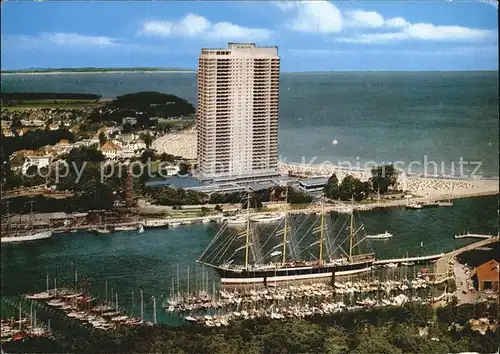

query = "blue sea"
(1, 71), (499, 324)
(2, 71), (498, 177)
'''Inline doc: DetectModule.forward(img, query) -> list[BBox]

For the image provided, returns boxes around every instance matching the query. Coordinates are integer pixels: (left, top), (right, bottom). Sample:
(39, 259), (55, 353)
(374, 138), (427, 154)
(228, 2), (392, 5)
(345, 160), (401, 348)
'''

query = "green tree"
(178, 162), (190, 175)
(370, 164), (398, 194)
(338, 175), (370, 201)
(122, 122), (133, 134)
(143, 133), (153, 149)
(325, 173), (340, 199)
(98, 131), (107, 146)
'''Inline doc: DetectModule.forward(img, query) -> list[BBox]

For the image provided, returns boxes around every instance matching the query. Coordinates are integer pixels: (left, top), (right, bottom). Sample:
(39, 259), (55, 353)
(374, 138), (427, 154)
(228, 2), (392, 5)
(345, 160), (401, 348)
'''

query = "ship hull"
(216, 261), (373, 285)
(1, 230), (53, 243)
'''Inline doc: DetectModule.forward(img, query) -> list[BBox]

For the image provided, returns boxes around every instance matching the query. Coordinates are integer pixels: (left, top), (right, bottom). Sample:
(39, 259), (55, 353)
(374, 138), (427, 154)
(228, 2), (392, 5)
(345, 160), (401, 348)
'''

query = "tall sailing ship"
(1, 199), (53, 243)
(197, 193), (375, 284)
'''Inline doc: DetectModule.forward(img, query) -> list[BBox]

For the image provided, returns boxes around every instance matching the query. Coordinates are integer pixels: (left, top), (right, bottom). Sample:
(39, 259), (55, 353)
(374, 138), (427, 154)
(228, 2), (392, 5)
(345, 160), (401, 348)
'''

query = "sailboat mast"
(319, 197), (325, 265)
(349, 198), (354, 262)
(29, 197), (35, 232)
(140, 289), (144, 320)
(282, 213), (288, 265)
(245, 190), (251, 270)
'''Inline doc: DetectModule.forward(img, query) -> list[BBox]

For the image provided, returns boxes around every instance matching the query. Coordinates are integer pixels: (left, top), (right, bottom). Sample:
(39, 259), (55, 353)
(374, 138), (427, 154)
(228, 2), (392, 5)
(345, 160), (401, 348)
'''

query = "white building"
(197, 43), (279, 182)
(99, 141), (122, 160)
(122, 117), (137, 126)
(21, 155), (52, 175)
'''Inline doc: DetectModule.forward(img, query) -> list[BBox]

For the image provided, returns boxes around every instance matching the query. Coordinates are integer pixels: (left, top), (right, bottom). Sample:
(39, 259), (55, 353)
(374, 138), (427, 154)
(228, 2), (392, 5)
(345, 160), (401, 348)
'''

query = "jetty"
(453, 233), (496, 240)
(373, 253), (444, 266)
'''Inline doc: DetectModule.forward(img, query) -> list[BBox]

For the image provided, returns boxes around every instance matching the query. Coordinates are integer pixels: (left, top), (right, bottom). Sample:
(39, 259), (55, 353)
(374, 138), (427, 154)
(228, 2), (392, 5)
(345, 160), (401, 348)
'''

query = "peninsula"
(1, 67), (196, 75)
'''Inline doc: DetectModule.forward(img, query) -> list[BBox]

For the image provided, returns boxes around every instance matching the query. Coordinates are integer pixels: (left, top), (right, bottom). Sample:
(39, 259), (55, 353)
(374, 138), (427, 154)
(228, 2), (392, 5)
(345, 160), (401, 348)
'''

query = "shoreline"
(151, 129), (499, 199)
(1, 70), (196, 76)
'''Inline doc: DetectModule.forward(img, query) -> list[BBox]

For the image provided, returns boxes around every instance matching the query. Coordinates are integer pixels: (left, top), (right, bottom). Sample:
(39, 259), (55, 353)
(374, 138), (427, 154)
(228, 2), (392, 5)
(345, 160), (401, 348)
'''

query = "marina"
(1, 195), (498, 327)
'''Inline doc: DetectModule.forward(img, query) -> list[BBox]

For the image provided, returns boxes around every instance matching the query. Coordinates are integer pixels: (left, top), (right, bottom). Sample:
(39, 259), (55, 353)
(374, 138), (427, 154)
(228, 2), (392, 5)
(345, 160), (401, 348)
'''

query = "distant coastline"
(1, 68), (196, 75)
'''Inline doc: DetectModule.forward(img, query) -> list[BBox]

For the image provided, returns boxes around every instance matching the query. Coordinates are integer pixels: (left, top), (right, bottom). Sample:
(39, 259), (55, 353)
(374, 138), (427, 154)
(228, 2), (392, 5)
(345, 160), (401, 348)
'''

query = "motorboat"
(405, 201), (423, 209)
(366, 231), (393, 239)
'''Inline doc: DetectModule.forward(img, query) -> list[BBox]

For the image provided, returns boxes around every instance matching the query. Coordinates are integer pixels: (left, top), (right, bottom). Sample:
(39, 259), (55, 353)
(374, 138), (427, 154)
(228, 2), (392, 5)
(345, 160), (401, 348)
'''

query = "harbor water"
(1, 195), (497, 324)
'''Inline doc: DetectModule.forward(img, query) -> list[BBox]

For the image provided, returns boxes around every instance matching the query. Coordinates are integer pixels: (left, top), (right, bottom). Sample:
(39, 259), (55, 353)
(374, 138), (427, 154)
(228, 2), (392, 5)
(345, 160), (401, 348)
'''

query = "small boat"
(169, 222), (181, 227)
(270, 251), (282, 257)
(137, 224), (145, 234)
(332, 139), (339, 145)
(226, 217), (248, 225)
(405, 202), (423, 209)
(201, 218), (212, 224)
(401, 261), (415, 266)
(250, 213), (284, 223)
(25, 292), (55, 300)
(437, 200), (453, 207)
(386, 263), (398, 268)
(366, 231), (393, 239)
(95, 228), (111, 234)
(114, 225), (138, 232)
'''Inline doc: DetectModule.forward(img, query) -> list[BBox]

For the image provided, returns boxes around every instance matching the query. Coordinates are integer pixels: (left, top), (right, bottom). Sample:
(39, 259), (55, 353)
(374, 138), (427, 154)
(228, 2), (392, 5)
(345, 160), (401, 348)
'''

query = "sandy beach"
(152, 130), (499, 199)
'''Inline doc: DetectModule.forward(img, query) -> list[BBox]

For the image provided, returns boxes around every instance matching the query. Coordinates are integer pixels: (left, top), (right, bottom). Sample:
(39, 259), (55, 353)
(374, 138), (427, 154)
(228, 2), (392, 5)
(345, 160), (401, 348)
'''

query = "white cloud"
(42, 32), (116, 46)
(337, 23), (495, 44)
(344, 10), (385, 28)
(140, 13), (272, 40)
(385, 17), (409, 28)
(406, 23), (494, 41)
(478, 0), (499, 8)
(289, 46), (498, 57)
(275, 0), (342, 33)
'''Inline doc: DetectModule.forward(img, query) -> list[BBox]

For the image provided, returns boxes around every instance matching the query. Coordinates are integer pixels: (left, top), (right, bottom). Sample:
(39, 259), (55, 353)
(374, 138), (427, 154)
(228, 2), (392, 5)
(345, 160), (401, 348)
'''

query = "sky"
(1, 0), (498, 71)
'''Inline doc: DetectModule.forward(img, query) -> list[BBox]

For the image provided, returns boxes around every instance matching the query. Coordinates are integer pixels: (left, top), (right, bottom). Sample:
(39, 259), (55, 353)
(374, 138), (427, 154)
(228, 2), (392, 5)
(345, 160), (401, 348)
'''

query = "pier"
(453, 232), (496, 239)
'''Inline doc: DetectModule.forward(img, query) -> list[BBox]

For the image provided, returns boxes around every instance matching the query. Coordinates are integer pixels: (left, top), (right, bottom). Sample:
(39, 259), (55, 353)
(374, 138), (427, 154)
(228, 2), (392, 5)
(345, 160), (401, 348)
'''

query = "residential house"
(99, 141), (122, 160)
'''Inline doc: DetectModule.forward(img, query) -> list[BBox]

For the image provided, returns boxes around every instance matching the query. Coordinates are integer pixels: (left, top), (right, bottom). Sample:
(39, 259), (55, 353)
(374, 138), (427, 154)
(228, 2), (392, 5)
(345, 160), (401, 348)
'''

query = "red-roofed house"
(476, 259), (499, 292)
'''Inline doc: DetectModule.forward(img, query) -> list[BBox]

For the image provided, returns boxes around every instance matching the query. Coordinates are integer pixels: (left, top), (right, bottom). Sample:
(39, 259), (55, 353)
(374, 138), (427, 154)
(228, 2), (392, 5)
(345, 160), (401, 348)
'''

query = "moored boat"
(1, 230), (53, 243)
(250, 213), (284, 223)
(198, 192), (375, 284)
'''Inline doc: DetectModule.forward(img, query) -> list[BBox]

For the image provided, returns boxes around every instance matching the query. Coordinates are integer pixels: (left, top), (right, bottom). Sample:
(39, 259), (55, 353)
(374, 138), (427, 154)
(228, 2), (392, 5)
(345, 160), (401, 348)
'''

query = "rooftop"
(476, 259), (499, 282)
(299, 177), (329, 187)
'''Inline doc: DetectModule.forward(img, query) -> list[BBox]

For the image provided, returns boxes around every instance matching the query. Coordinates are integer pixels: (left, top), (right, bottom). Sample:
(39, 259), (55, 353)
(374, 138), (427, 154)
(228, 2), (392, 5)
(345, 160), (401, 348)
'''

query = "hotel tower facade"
(197, 43), (279, 182)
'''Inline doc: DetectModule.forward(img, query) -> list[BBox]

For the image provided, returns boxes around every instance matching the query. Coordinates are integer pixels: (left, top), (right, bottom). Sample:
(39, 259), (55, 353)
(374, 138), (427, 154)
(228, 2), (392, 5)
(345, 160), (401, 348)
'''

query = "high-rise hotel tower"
(197, 43), (279, 182)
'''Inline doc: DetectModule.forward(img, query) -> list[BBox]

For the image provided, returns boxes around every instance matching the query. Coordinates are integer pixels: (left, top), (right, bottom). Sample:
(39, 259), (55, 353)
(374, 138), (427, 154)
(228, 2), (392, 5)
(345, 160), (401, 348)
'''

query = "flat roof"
(299, 177), (329, 187)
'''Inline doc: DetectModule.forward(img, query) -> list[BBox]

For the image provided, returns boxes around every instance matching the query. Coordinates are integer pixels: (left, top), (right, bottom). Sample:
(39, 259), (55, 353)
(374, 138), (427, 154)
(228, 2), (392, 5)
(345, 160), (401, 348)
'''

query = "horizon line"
(2, 67), (498, 74)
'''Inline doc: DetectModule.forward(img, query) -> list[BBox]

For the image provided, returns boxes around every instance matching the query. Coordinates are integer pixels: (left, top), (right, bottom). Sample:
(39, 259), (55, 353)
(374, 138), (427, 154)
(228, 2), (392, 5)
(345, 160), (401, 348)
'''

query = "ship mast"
(348, 197), (354, 263)
(244, 189), (251, 270)
(319, 196), (325, 266)
(282, 213), (288, 265)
